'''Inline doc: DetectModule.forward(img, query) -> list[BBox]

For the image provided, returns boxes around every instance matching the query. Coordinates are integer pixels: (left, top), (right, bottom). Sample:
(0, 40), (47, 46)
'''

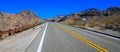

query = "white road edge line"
(37, 23), (48, 52)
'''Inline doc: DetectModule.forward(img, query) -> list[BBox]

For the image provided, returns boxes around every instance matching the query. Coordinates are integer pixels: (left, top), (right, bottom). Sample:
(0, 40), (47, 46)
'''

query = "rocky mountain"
(105, 7), (120, 16)
(50, 7), (120, 32)
(0, 10), (42, 31)
(47, 16), (65, 22)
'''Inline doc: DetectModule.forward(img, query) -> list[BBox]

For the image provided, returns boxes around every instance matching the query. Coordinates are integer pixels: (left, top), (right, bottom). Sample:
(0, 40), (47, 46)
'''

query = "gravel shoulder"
(0, 24), (44, 52)
(93, 29), (120, 37)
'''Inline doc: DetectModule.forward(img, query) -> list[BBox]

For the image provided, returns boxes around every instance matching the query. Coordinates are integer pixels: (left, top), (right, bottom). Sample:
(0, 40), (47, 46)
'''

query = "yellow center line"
(55, 24), (108, 52)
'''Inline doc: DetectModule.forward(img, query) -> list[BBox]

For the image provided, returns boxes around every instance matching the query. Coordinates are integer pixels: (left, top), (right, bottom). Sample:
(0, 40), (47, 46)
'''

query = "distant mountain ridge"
(0, 10), (42, 31)
(50, 7), (120, 32)
(50, 7), (120, 22)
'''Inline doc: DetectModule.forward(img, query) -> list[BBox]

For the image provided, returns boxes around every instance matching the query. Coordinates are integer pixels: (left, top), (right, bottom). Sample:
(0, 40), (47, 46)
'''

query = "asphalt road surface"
(26, 22), (120, 52)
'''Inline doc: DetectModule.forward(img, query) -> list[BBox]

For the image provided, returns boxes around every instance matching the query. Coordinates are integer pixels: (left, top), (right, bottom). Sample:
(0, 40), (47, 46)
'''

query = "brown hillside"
(50, 7), (120, 32)
(0, 10), (42, 31)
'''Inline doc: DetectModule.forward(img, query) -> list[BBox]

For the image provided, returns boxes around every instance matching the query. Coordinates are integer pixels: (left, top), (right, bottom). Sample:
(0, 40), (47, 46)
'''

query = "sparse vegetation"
(67, 22), (84, 28)
(57, 7), (120, 32)
(102, 17), (120, 32)
(88, 21), (99, 27)
(67, 22), (77, 26)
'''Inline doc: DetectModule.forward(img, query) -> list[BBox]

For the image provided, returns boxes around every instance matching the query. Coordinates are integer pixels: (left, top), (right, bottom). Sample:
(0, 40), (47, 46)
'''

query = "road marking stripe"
(56, 24), (108, 52)
(37, 23), (48, 52)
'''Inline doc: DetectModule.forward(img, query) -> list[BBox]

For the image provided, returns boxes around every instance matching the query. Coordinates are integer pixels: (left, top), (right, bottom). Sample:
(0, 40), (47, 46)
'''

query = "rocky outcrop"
(0, 10), (42, 31)
(104, 7), (120, 16)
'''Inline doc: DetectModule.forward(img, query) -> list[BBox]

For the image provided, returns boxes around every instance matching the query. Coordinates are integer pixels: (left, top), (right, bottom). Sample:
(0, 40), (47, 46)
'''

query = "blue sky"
(0, 0), (120, 19)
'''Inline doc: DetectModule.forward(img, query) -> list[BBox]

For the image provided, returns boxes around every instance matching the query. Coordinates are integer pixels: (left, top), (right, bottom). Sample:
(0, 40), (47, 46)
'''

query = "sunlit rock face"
(0, 10), (43, 31)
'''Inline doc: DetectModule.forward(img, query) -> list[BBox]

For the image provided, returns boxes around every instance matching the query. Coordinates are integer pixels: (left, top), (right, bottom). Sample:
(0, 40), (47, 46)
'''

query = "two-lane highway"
(26, 22), (120, 52)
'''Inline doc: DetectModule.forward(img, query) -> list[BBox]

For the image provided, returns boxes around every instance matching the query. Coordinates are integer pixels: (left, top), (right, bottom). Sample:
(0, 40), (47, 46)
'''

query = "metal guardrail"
(0, 23), (41, 39)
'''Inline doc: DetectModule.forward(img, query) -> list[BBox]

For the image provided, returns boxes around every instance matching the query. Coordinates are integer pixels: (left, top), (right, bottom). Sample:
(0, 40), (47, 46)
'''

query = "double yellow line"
(56, 24), (108, 52)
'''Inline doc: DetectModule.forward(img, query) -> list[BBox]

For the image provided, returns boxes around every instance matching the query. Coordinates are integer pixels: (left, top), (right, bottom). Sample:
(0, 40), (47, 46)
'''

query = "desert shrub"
(67, 22), (77, 26)
(75, 22), (84, 28)
(102, 17), (120, 31)
(88, 21), (99, 27)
